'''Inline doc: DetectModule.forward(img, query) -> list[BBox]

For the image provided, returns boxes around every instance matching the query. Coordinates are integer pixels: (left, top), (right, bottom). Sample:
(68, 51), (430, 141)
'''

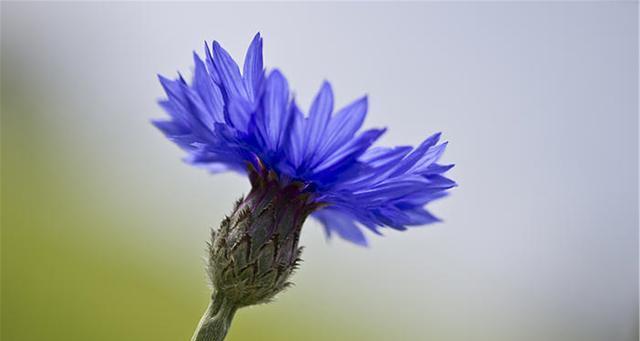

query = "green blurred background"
(2, 2), (637, 341)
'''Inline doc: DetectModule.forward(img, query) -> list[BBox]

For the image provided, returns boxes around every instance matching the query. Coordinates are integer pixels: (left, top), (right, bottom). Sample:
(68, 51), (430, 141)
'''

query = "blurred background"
(1, 2), (637, 341)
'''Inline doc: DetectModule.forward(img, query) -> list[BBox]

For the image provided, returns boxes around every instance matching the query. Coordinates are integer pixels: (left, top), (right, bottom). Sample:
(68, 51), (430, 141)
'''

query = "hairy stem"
(191, 292), (237, 341)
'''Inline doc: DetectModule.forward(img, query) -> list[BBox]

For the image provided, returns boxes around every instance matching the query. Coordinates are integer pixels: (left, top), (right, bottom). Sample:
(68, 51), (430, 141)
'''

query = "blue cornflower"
(156, 33), (456, 341)
(154, 33), (455, 246)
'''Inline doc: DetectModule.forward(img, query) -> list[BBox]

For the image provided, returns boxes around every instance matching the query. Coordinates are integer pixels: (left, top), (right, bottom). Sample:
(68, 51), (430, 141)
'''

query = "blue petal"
(426, 163), (455, 174)
(158, 75), (188, 112)
(311, 96), (368, 167)
(260, 70), (290, 151)
(409, 142), (449, 174)
(313, 208), (368, 246)
(182, 81), (216, 132)
(399, 188), (451, 206)
(375, 206), (409, 230)
(390, 132), (441, 177)
(211, 41), (249, 100)
(399, 207), (441, 226)
(225, 98), (252, 132)
(345, 146), (413, 187)
(204, 42), (221, 85)
(359, 146), (412, 166)
(353, 178), (431, 203)
(425, 174), (457, 189)
(193, 52), (225, 123)
(152, 119), (189, 137)
(159, 75), (214, 139)
(242, 33), (264, 103)
(157, 99), (184, 122)
(286, 102), (306, 170)
(302, 81), (334, 165)
(313, 128), (385, 174)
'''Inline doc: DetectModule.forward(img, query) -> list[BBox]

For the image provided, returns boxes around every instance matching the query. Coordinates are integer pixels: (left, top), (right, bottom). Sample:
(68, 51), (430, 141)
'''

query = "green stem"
(191, 292), (238, 341)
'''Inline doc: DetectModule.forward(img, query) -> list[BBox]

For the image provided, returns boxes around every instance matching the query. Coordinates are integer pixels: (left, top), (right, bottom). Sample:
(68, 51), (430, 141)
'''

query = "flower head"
(154, 33), (455, 246)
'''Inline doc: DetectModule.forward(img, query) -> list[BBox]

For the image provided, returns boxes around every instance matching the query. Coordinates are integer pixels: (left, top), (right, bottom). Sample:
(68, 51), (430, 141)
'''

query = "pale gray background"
(3, 2), (638, 341)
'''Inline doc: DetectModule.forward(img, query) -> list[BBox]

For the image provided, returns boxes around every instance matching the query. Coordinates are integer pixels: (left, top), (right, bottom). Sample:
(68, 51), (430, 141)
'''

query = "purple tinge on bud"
(207, 163), (321, 307)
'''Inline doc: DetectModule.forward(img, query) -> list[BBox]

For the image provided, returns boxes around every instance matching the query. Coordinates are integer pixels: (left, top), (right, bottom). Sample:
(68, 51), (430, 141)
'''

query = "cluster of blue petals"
(154, 33), (456, 245)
